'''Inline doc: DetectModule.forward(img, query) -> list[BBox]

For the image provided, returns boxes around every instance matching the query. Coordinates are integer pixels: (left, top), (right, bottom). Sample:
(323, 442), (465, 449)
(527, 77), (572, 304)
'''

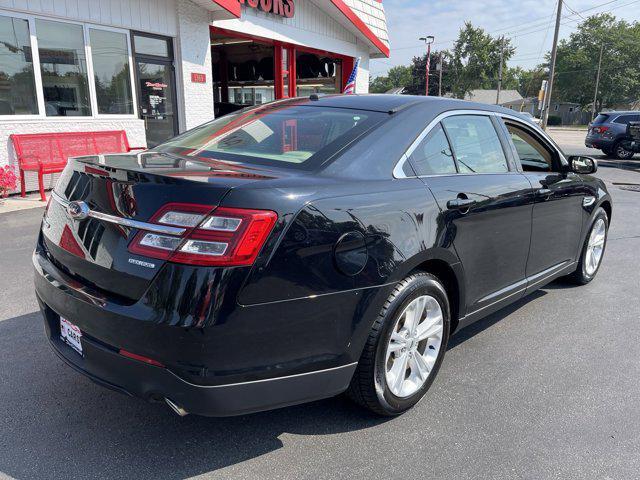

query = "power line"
(563, 0), (589, 21)
(388, 0), (629, 53)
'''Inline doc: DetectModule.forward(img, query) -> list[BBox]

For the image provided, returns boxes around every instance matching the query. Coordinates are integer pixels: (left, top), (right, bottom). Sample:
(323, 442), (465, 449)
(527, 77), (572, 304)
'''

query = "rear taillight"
(592, 126), (609, 134)
(128, 204), (277, 266)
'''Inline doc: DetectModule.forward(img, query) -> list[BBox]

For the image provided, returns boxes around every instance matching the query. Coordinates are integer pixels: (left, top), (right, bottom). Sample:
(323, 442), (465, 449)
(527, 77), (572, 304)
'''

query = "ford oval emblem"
(67, 201), (90, 221)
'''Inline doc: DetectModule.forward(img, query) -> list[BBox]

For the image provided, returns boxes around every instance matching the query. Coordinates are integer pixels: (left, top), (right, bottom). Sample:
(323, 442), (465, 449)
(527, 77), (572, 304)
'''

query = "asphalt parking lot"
(1, 136), (639, 480)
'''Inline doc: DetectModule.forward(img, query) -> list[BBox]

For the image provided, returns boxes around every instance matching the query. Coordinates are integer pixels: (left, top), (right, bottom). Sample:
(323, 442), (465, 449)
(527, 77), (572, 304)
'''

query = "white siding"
(214, 0), (361, 58)
(354, 42), (369, 93)
(0, 0), (178, 35)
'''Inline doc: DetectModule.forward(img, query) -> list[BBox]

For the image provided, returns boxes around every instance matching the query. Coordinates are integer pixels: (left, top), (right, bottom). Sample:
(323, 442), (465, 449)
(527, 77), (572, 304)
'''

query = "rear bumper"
(585, 136), (614, 149)
(42, 305), (355, 416)
(34, 247), (363, 416)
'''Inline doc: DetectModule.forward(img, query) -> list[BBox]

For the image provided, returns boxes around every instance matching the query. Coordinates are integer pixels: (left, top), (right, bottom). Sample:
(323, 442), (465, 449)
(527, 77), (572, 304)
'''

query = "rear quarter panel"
(227, 179), (463, 365)
(237, 179), (451, 305)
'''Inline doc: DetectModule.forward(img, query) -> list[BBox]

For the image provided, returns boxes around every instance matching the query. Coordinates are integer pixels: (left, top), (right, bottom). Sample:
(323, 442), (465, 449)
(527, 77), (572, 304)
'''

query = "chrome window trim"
(497, 112), (569, 166)
(393, 109), (569, 179)
(394, 109), (506, 179)
(51, 191), (186, 236)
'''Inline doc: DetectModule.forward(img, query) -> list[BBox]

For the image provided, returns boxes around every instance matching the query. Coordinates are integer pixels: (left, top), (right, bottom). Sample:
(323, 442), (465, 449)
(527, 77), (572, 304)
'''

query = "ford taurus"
(34, 95), (612, 417)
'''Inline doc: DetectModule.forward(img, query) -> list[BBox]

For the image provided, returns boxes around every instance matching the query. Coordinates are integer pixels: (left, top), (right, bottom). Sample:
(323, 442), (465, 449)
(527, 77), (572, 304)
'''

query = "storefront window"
(133, 35), (169, 58)
(89, 29), (133, 114)
(36, 19), (91, 116)
(211, 35), (275, 116)
(296, 52), (342, 96)
(0, 15), (38, 115)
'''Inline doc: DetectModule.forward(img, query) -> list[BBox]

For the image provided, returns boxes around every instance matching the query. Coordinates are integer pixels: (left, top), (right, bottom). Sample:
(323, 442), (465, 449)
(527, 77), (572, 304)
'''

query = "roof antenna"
(309, 93), (322, 101)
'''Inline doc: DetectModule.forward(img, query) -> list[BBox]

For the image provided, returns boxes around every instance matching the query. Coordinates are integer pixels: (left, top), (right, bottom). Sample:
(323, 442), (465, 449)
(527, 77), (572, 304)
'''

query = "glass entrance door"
(136, 61), (176, 147)
(132, 33), (178, 148)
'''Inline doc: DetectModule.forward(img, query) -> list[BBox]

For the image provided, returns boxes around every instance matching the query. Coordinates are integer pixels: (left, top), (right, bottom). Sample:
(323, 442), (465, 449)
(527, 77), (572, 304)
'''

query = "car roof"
(600, 111), (640, 116)
(284, 94), (524, 117)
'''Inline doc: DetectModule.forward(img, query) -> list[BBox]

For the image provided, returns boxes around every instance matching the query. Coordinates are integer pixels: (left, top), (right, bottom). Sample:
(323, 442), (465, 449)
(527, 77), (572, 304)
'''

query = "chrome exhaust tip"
(165, 398), (189, 417)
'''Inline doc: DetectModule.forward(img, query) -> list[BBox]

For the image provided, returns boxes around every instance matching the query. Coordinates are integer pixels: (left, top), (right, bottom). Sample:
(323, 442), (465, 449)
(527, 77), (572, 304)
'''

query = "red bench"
(10, 130), (146, 202)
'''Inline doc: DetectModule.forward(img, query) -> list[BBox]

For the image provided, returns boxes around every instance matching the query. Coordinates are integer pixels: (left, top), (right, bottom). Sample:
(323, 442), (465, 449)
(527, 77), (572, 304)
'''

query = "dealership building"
(0, 0), (389, 193)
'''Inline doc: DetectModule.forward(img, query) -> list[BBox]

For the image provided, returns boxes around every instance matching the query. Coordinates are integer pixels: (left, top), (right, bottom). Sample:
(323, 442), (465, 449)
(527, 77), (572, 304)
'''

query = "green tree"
(369, 65), (412, 93)
(403, 50), (452, 96)
(512, 66), (548, 98)
(554, 14), (640, 109)
(448, 23), (515, 98)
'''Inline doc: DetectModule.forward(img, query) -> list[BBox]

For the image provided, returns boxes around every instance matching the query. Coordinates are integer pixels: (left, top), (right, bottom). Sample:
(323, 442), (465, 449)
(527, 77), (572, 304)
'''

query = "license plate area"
(60, 317), (83, 356)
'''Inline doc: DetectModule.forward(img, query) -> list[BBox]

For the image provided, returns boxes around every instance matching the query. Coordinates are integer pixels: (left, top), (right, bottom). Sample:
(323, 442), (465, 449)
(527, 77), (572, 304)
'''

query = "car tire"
(601, 147), (613, 156)
(612, 141), (635, 160)
(568, 207), (609, 285)
(346, 273), (450, 416)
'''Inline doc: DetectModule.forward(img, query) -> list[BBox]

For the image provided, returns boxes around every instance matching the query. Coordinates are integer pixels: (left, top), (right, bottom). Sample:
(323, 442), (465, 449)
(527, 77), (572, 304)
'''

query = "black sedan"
(34, 95), (612, 417)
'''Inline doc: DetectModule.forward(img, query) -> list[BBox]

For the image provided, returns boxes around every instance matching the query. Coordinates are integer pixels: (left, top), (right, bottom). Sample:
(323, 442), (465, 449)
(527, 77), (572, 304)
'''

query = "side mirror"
(569, 156), (597, 174)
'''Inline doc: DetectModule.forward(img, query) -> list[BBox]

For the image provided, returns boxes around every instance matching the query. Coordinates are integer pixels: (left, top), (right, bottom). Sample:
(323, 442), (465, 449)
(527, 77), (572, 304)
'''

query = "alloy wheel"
(385, 295), (444, 398)
(616, 145), (634, 159)
(585, 218), (606, 276)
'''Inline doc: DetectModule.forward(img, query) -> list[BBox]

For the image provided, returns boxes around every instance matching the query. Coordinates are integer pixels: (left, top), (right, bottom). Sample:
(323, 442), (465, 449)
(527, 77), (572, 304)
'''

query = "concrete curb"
(0, 193), (47, 214)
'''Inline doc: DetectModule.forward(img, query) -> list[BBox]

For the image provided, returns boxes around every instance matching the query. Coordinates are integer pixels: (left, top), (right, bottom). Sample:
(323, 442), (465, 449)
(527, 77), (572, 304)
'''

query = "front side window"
(409, 123), (457, 175)
(0, 15), (38, 115)
(36, 19), (91, 116)
(156, 105), (385, 170)
(442, 115), (509, 173)
(89, 29), (133, 114)
(507, 124), (555, 172)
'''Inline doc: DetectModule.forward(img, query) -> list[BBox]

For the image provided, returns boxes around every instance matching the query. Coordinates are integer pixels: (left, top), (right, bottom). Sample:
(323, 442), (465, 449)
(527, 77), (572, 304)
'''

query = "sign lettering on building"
(191, 73), (207, 83)
(239, 0), (295, 18)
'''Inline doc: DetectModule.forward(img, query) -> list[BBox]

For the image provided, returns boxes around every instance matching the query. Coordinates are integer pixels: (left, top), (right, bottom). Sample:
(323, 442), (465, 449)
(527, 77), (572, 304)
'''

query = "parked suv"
(586, 111), (640, 159)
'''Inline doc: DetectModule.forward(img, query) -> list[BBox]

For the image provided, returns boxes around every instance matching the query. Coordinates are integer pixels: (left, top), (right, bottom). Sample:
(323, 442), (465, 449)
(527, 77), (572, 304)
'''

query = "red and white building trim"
(0, 0), (389, 193)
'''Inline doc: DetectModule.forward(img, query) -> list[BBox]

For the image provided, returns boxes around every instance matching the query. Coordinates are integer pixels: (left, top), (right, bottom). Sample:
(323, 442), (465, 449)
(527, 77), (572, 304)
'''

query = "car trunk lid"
(41, 152), (278, 301)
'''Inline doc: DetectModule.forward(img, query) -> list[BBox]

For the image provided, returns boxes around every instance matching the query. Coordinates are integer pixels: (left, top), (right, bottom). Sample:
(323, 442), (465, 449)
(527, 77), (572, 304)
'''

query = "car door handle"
(447, 198), (477, 210)
(536, 188), (553, 198)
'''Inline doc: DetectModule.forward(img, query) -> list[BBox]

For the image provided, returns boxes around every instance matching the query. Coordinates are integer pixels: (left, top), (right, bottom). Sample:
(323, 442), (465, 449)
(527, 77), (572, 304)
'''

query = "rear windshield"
(593, 114), (610, 124)
(154, 103), (385, 170)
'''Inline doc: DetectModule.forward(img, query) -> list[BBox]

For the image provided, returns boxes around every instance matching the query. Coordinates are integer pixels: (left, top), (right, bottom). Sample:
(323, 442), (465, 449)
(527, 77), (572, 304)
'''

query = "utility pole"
(592, 43), (604, 120)
(496, 36), (504, 105)
(438, 52), (444, 97)
(419, 36), (435, 96)
(543, 0), (563, 129)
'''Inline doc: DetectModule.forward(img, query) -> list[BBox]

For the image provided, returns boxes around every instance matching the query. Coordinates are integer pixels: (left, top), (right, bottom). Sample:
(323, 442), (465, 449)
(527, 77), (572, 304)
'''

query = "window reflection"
(90, 29), (133, 114)
(133, 35), (169, 57)
(36, 19), (91, 116)
(0, 15), (38, 115)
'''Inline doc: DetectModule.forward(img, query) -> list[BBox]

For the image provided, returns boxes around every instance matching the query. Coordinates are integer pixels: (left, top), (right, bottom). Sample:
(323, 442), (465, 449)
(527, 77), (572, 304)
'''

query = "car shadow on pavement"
(0, 311), (391, 480)
(0, 283), (570, 480)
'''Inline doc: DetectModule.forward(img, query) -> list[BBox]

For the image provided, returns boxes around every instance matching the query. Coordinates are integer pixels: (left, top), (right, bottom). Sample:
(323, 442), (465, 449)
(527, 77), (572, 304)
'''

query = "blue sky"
(371, 0), (640, 78)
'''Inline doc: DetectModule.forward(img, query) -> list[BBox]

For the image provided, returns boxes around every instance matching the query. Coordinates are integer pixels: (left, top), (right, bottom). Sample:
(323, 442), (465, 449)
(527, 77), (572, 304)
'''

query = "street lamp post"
(420, 36), (435, 96)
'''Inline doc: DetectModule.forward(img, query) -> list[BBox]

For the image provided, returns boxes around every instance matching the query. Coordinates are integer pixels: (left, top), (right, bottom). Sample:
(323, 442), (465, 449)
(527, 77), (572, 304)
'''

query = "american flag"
(343, 57), (361, 95)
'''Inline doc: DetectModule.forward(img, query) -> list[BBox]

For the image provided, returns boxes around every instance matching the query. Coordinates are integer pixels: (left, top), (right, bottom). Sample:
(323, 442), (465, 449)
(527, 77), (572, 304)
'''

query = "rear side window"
(442, 115), (509, 173)
(593, 114), (610, 124)
(408, 124), (457, 175)
(613, 115), (639, 125)
(155, 104), (385, 170)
